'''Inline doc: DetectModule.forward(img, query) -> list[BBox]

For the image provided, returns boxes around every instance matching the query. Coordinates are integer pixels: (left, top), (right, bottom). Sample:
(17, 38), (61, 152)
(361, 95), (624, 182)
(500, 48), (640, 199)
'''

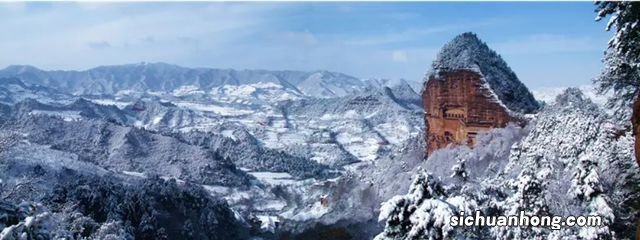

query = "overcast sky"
(0, 2), (612, 89)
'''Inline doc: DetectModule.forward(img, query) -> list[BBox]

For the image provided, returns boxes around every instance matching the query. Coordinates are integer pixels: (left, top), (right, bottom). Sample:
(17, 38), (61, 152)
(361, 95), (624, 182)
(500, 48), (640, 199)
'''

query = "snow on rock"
(532, 85), (611, 107)
(427, 32), (539, 113)
(172, 85), (204, 96)
(248, 171), (297, 186)
(257, 215), (281, 233)
(376, 87), (640, 239)
(174, 101), (254, 116)
(121, 171), (146, 178)
(28, 110), (82, 122)
(280, 201), (330, 222)
(375, 172), (458, 240)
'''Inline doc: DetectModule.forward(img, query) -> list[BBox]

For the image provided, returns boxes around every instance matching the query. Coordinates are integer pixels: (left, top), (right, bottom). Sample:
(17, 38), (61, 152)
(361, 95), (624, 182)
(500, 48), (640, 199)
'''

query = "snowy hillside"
(2, 60), (635, 240)
(0, 66), (423, 165)
(0, 148), (249, 239)
(375, 88), (640, 239)
(0, 77), (73, 105)
(0, 63), (425, 239)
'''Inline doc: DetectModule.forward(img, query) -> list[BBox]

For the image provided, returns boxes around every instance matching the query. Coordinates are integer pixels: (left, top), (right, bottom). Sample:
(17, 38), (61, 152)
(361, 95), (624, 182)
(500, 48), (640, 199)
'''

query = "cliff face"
(423, 70), (514, 155)
(423, 33), (539, 156)
(633, 94), (640, 167)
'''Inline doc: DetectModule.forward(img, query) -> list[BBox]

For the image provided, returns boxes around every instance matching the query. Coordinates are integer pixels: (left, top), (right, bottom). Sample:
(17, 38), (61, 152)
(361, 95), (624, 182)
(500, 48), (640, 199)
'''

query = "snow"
(248, 171), (297, 185)
(376, 88), (637, 239)
(173, 101), (253, 116)
(343, 110), (360, 119)
(478, 75), (515, 115)
(376, 172), (459, 240)
(73, 79), (422, 166)
(257, 215), (280, 233)
(0, 224), (19, 239)
(427, 32), (539, 113)
(0, 64), (425, 238)
(532, 85), (610, 106)
(407, 199), (454, 239)
(122, 171), (146, 178)
(90, 99), (131, 109)
(202, 185), (230, 195)
(151, 116), (163, 125)
(347, 138), (380, 161)
(115, 89), (142, 97)
(0, 59), (637, 239)
(590, 196), (614, 223)
(23, 216), (35, 228)
(173, 85), (204, 96)
(255, 200), (287, 212)
(221, 130), (237, 140)
(280, 201), (329, 221)
(209, 82), (303, 104)
(29, 110), (82, 122)
(375, 121), (414, 145)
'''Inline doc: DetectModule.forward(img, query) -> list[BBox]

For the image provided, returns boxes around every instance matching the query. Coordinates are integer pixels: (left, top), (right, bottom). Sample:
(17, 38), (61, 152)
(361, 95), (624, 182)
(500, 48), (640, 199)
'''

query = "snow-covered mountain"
(0, 63), (425, 239)
(0, 77), (73, 105)
(532, 84), (611, 106)
(0, 63), (368, 99)
(428, 32), (540, 113)
(375, 88), (640, 239)
(0, 64), (423, 165)
(1, 60), (636, 240)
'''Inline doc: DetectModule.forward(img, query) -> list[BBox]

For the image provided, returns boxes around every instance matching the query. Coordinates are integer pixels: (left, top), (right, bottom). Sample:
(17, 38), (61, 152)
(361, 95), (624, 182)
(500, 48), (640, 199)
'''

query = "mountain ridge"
(0, 63), (371, 99)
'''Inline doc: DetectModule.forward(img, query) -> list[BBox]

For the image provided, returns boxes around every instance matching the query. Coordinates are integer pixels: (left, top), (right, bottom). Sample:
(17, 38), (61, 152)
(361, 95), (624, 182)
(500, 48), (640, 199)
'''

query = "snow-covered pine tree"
(594, 2), (640, 113)
(594, 4), (640, 238)
(570, 155), (615, 239)
(375, 170), (482, 240)
(375, 87), (640, 239)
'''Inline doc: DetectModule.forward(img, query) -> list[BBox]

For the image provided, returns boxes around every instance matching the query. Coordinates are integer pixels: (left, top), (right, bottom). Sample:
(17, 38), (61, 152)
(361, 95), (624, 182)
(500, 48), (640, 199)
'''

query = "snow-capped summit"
(428, 32), (539, 113)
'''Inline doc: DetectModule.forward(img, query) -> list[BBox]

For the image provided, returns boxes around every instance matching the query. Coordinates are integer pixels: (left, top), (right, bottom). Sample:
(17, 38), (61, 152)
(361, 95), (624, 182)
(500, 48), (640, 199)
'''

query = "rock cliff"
(423, 32), (539, 156)
(633, 94), (640, 167)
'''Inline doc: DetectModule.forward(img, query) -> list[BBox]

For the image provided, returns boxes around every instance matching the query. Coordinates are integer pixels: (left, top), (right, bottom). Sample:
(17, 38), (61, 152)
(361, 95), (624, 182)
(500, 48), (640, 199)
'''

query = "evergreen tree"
(594, 2), (640, 109)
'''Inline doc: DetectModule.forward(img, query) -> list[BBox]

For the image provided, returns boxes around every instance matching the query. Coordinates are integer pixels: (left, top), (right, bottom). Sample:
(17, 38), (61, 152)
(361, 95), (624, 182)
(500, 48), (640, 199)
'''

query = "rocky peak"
(423, 32), (539, 156)
(427, 32), (539, 114)
(430, 32), (487, 71)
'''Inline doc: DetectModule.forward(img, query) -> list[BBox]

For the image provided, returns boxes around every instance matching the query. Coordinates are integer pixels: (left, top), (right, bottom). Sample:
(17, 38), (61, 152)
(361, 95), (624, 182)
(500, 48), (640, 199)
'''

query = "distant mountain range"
(0, 63), (421, 99)
(0, 63), (429, 238)
(0, 63), (425, 166)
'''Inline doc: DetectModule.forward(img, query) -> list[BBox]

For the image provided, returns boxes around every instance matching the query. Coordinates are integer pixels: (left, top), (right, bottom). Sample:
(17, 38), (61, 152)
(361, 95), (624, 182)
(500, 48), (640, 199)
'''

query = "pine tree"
(594, 2), (640, 109)
(375, 171), (462, 240)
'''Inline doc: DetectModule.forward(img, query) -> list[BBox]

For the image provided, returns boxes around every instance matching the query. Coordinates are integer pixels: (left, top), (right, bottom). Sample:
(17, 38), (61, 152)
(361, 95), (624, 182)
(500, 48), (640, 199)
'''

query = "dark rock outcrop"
(632, 94), (640, 167)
